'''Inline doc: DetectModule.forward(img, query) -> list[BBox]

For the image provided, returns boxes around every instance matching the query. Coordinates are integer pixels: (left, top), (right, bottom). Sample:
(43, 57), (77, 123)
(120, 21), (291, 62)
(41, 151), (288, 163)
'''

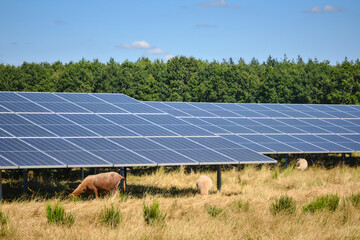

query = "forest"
(0, 56), (359, 104)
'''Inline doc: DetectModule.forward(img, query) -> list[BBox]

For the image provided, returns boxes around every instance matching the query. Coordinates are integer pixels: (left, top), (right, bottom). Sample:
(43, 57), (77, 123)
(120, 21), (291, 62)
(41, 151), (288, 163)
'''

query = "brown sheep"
(68, 172), (125, 199)
(296, 158), (308, 171)
(196, 175), (213, 195)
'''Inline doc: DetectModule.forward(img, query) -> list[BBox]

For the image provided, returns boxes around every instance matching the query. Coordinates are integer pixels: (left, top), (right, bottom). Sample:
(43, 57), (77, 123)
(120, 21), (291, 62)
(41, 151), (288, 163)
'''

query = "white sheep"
(196, 175), (213, 195)
(296, 158), (308, 171)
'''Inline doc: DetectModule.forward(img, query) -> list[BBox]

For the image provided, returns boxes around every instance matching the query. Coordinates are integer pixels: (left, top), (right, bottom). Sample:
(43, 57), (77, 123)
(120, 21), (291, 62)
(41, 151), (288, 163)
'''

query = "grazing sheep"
(296, 158), (308, 171)
(196, 175), (213, 195)
(68, 172), (125, 199)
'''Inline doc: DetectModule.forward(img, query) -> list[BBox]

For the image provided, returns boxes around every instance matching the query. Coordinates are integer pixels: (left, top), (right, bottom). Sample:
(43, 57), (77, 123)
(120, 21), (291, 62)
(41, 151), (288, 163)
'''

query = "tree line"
(1, 56), (359, 104)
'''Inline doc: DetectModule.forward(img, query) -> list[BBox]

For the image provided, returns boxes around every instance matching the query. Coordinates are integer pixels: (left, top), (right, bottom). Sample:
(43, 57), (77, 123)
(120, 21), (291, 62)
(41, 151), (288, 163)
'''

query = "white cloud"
(117, 40), (152, 49)
(164, 55), (175, 61)
(145, 48), (166, 54)
(201, 0), (226, 7)
(324, 5), (343, 12)
(305, 5), (343, 13)
(307, 6), (321, 13)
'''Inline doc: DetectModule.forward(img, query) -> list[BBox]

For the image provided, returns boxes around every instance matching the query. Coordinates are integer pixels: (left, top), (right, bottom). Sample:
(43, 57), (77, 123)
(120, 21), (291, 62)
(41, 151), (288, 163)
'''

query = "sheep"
(296, 158), (308, 171)
(196, 175), (213, 195)
(68, 171), (125, 199)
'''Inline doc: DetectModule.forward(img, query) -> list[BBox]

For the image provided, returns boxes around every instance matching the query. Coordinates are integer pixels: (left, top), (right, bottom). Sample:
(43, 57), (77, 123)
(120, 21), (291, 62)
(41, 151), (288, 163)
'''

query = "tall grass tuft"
(46, 202), (75, 227)
(273, 168), (279, 179)
(143, 199), (166, 225)
(349, 193), (360, 208)
(270, 195), (296, 215)
(100, 204), (122, 228)
(206, 205), (224, 218)
(303, 194), (340, 213)
(0, 209), (9, 237)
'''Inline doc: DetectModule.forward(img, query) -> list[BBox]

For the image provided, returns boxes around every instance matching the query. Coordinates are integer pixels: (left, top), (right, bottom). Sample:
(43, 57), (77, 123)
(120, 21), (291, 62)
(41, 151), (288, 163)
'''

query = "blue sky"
(0, 0), (359, 65)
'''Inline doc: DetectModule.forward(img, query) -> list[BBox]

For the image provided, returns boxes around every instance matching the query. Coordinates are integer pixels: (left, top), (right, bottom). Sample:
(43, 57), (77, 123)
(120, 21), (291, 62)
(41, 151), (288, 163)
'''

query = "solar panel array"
(144, 101), (360, 154)
(0, 92), (275, 169)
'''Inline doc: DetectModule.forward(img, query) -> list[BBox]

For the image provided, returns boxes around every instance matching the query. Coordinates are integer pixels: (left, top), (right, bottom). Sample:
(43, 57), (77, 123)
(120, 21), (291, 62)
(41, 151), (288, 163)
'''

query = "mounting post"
(23, 169), (27, 193)
(120, 167), (125, 191)
(81, 168), (84, 180)
(217, 165), (221, 192)
(342, 153), (345, 164)
(285, 154), (289, 167)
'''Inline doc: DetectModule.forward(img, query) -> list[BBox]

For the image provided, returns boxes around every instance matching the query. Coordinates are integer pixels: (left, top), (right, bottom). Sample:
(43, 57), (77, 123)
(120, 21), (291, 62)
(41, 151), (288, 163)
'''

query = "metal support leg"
(120, 167), (125, 191)
(81, 168), (84, 180)
(342, 153), (345, 164)
(285, 154), (289, 167)
(350, 153), (352, 158)
(23, 169), (27, 193)
(217, 165), (221, 192)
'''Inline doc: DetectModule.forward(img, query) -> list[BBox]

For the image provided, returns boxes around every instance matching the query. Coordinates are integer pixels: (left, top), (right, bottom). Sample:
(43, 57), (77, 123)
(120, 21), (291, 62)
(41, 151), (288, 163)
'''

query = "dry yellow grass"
(2, 165), (360, 240)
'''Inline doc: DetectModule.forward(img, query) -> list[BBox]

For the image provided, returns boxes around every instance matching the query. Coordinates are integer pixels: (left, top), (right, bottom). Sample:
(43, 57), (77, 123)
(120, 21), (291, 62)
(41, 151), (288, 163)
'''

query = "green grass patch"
(235, 199), (250, 212)
(349, 193), (360, 208)
(206, 205), (224, 218)
(270, 195), (296, 215)
(100, 204), (122, 228)
(0, 209), (9, 237)
(143, 199), (166, 225)
(273, 168), (279, 179)
(302, 194), (339, 213)
(46, 202), (75, 227)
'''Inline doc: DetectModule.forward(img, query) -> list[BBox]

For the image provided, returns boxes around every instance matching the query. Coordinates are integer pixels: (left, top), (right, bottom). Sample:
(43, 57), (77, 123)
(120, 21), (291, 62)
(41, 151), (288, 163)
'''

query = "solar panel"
(3, 91), (359, 169)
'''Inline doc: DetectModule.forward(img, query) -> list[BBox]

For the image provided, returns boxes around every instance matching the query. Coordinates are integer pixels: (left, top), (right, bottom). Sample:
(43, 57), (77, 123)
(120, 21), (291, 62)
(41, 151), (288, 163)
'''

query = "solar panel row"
(0, 92), (276, 169)
(144, 101), (360, 153)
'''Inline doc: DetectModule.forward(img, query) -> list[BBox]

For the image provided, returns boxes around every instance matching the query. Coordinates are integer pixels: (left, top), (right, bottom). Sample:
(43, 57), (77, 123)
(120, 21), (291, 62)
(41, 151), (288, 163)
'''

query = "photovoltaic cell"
(18, 92), (67, 103)
(1, 102), (49, 112)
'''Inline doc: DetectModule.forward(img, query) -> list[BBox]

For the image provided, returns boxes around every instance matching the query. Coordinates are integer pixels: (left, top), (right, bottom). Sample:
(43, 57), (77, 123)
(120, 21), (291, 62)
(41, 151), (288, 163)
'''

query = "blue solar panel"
(176, 149), (237, 164)
(165, 102), (199, 110)
(92, 93), (139, 103)
(135, 150), (197, 165)
(180, 118), (210, 125)
(0, 125), (56, 137)
(151, 137), (207, 150)
(0, 138), (38, 151)
(255, 111), (290, 118)
(219, 125), (256, 134)
(109, 138), (166, 150)
(22, 138), (81, 151)
(46, 151), (110, 166)
(0, 152), (64, 167)
(140, 114), (186, 125)
(61, 114), (113, 125)
(269, 125), (306, 133)
(0, 129), (11, 137)
(90, 150), (155, 166)
(229, 111), (266, 117)
(39, 102), (90, 113)
(54, 93), (103, 103)
(114, 103), (163, 113)
(161, 125), (213, 136)
(18, 92), (67, 103)
(200, 118), (237, 125)
(0, 114), (32, 124)
(245, 125), (280, 133)
(66, 138), (126, 151)
(77, 103), (127, 113)
(0, 106), (10, 112)
(101, 114), (149, 125)
(83, 125), (138, 137)
(1, 102), (49, 112)
(0, 156), (17, 167)
(41, 125), (97, 137)
(22, 114), (73, 125)
(179, 109), (217, 117)
(189, 137), (244, 149)
(124, 125), (177, 136)
(199, 125), (231, 134)
(0, 92), (27, 102)
(210, 110), (241, 117)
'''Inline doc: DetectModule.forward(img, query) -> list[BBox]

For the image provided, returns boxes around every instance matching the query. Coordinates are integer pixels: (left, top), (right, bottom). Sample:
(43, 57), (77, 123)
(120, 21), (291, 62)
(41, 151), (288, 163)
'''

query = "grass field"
(1, 164), (360, 240)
